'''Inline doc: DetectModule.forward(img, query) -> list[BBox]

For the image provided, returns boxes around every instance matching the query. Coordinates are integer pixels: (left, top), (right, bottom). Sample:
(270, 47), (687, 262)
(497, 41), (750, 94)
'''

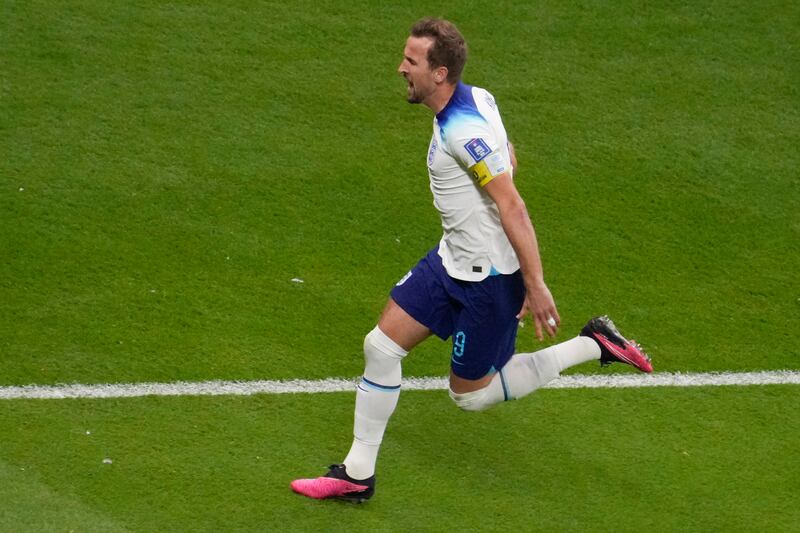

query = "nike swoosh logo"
(597, 334), (639, 366)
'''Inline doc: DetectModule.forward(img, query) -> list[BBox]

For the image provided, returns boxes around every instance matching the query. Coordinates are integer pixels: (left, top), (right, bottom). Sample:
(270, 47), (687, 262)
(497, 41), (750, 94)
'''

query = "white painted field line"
(0, 370), (798, 400)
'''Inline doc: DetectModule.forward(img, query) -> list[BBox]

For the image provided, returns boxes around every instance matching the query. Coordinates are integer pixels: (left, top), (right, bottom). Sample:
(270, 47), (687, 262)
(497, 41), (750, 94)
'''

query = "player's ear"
(433, 66), (449, 84)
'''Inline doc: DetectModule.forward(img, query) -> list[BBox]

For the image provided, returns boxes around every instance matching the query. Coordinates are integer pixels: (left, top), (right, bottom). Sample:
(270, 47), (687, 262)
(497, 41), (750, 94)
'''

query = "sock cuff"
(367, 326), (408, 359)
(448, 387), (487, 407)
(574, 335), (602, 359)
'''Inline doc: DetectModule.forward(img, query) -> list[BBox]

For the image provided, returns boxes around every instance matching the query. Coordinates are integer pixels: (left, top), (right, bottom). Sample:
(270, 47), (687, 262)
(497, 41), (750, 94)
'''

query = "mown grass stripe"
(1, 371), (798, 400)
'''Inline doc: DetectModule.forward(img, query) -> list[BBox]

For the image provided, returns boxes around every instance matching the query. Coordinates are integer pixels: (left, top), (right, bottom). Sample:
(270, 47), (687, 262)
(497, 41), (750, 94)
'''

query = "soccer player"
(291, 18), (651, 503)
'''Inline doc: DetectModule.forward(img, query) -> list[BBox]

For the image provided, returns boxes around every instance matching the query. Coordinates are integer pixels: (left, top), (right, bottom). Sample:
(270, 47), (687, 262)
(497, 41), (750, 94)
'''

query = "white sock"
(546, 335), (601, 372)
(342, 327), (407, 480)
(502, 336), (599, 399)
(459, 336), (601, 410)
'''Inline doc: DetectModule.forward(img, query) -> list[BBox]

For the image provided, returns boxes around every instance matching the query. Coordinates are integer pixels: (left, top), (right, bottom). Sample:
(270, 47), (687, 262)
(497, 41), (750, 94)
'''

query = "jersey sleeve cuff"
(469, 151), (509, 187)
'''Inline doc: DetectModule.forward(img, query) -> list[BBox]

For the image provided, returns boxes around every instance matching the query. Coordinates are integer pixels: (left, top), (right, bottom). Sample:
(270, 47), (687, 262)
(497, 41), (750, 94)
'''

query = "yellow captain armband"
(469, 151), (509, 187)
(470, 160), (495, 187)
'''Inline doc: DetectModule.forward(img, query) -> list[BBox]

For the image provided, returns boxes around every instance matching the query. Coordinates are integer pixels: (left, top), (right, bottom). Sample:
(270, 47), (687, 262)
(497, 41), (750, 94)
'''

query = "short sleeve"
(447, 120), (511, 187)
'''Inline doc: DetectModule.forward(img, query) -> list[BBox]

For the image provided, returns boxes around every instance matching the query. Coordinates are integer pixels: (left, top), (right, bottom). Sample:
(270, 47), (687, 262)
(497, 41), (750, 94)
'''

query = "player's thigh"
(377, 297), (432, 352)
(448, 274), (524, 393)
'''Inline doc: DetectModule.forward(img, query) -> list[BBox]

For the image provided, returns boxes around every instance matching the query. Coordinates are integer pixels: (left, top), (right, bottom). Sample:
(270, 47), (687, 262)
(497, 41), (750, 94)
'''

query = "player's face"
(398, 36), (438, 104)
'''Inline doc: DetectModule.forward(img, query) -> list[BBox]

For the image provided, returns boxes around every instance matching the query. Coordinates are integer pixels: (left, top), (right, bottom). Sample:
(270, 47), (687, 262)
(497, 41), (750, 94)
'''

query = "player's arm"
(454, 129), (554, 338)
(482, 172), (559, 340)
(507, 141), (518, 175)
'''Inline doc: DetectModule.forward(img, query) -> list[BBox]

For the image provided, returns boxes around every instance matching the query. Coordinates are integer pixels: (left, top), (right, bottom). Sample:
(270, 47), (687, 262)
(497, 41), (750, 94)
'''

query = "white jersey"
(426, 82), (519, 282)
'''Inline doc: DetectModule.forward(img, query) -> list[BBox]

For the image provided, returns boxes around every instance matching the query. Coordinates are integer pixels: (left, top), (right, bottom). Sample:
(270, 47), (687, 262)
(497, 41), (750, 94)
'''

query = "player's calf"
(448, 349), (560, 411)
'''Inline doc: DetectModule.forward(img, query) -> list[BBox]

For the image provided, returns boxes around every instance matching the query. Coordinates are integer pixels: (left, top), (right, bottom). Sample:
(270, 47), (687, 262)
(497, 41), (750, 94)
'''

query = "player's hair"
(410, 17), (467, 84)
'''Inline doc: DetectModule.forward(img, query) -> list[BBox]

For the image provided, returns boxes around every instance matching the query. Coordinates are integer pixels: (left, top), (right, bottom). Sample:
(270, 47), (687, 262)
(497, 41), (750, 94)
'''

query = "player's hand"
(516, 281), (560, 341)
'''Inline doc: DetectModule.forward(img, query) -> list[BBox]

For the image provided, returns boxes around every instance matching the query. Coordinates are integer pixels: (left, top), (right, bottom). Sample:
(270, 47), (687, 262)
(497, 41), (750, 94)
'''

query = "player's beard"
(406, 80), (424, 104)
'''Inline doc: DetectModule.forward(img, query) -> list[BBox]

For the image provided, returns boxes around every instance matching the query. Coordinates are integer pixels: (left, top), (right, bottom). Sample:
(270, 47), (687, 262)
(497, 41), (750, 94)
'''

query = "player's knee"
(449, 387), (491, 412)
(363, 326), (407, 384)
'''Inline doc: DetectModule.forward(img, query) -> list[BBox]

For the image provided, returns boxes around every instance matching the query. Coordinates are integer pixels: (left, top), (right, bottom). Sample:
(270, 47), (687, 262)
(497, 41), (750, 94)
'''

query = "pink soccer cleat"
(581, 316), (653, 373)
(291, 464), (375, 503)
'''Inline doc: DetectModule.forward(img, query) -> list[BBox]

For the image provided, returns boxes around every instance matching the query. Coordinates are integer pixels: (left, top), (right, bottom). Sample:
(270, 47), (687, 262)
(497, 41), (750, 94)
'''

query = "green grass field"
(2, 1), (799, 531)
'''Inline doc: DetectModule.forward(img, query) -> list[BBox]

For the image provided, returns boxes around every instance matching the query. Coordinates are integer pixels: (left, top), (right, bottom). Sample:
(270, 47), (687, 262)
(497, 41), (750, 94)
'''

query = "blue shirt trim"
(435, 82), (486, 141)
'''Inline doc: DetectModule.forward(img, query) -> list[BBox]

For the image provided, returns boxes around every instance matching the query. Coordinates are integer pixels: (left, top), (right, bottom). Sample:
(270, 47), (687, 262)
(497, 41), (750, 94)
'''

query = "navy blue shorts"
(390, 248), (525, 380)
